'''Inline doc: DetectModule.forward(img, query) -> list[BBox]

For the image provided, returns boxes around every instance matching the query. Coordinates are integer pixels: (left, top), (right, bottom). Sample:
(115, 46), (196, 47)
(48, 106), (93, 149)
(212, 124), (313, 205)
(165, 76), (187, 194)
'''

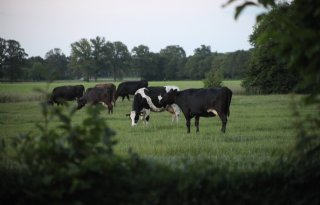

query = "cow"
(95, 83), (116, 106)
(77, 87), (113, 114)
(128, 86), (181, 126)
(159, 87), (232, 133)
(115, 80), (148, 101)
(48, 85), (84, 105)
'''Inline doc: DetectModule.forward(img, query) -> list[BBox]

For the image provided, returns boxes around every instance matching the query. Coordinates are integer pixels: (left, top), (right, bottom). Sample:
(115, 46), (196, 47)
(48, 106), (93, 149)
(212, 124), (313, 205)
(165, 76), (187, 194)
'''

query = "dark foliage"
(241, 4), (301, 94)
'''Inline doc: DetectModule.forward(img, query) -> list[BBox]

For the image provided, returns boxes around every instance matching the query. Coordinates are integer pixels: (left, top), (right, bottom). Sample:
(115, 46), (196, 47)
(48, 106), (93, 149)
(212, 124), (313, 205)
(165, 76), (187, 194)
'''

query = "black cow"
(129, 86), (180, 126)
(159, 87), (232, 133)
(115, 80), (148, 101)
(48, 85), (84, 105)
(77, 87), (113, 114)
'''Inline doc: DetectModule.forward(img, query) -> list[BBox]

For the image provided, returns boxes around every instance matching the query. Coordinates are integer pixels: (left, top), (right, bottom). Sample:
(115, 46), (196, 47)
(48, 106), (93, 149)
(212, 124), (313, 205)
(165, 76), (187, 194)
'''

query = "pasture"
(0, 80), (310, 171)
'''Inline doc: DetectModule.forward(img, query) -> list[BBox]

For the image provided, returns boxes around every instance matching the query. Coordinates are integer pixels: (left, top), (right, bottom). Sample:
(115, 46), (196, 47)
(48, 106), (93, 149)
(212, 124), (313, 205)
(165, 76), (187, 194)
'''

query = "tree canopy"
(0, 37), (28, 81)
(227, 0), (320, 101)
(0, 37), (252, 82)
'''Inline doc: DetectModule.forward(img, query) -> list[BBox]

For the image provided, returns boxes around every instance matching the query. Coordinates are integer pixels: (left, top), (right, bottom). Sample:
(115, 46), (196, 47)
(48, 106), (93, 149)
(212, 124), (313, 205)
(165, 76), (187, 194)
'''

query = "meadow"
(0, 80), (311, 171)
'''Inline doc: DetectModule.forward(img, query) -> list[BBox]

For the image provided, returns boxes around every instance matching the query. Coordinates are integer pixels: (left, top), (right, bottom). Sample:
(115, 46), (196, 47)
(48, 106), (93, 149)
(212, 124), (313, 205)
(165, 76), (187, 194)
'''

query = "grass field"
(0, 80), (312, 170)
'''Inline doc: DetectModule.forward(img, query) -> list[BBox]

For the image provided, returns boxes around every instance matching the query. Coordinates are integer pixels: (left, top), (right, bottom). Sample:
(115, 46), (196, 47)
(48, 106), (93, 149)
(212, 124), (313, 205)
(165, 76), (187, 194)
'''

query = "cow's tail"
(225, 87), (232, 117)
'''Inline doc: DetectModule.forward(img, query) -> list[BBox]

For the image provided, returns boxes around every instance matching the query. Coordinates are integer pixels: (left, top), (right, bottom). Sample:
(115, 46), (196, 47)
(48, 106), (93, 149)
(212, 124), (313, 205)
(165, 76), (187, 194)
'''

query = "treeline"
(0, 37), (250, 82)
(1, 2), (313, 95)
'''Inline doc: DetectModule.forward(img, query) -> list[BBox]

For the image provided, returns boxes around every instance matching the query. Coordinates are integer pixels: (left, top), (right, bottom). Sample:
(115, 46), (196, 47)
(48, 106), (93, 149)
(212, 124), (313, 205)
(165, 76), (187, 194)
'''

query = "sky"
(0, 0), (265, 57)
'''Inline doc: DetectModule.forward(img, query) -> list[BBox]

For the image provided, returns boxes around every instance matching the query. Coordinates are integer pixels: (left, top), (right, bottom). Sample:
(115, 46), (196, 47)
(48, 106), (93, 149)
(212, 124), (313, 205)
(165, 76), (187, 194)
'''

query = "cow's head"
(127, 111), (140, 126)
(159, 90), (177, 106)
(76, 97), (86, 110)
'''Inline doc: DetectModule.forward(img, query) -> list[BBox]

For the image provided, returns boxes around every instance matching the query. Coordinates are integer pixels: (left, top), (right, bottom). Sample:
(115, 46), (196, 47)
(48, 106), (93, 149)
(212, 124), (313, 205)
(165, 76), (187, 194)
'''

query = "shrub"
(15, 102), (118, 203)
(203, 69), (223, 88)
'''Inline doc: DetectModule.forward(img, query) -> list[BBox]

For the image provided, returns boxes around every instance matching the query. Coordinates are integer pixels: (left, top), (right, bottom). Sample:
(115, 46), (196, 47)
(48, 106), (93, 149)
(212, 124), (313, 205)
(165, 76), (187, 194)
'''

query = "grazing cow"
(128, 86), (180, 126)
(159, 87), (232, 133)
(115, 80), (148, 101)
(95, 83), (116, 106)
(77, 87), (113, 114)
(48, 85), (84, 105)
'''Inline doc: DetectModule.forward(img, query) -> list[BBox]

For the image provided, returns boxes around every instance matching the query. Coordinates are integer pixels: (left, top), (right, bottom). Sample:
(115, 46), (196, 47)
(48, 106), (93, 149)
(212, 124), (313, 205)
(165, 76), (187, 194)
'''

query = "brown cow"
(77, 87), (113, 114)
(95, 83), (116, 107)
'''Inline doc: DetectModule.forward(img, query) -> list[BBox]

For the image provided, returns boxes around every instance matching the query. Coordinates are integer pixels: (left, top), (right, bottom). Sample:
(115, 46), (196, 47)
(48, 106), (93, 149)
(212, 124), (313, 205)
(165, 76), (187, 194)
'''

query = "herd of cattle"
(47, 80), (232, 133)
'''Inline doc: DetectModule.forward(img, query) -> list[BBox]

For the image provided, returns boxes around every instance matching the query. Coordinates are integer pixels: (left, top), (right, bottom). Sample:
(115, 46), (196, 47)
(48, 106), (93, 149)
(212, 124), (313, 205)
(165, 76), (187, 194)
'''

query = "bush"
(203, 69), (223, 88)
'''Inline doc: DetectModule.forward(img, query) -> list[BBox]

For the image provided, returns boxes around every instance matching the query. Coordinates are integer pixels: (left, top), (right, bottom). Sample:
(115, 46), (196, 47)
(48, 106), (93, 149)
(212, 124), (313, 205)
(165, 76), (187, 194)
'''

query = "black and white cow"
(159, 87), (232, 133)
(129, 86), (180, 126)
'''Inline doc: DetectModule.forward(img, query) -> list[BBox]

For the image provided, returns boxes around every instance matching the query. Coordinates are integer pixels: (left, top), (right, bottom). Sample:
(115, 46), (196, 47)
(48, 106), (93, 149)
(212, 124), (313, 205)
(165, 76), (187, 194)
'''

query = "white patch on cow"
(171, 104), (180, 122)
(165, 104), (181, 123)
(158, 95), (163, 102)
(136, 88), (162, 112)
(101, 102), (108, 107)
(164, 85), (180, 92)
(130, 111), (137, 126)
(207, 109), (218, 116)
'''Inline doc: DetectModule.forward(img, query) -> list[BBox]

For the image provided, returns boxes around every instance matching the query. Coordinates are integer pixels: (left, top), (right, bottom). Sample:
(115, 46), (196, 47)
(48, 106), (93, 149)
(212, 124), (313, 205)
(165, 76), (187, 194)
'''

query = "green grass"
(0, 80), (311, 170)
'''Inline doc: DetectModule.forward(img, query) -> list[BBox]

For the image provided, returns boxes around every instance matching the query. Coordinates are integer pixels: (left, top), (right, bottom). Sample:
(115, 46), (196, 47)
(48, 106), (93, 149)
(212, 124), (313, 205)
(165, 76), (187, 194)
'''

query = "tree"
(223, 50), (251, 79)
(203, 68), (223, 88)
(29, 62), (47, 81)
(90, 36), (108, 80)
(184, 45), (213, 80)
(105, 41), (131, 81)
(0, 38), (7, 79)
(131, 45), (150, 78)
(160, 45), (186, 80)
(241, 4), (300, 94)
(45, 48), (69, 80)
(226, 0), (319, 101)
(0, 38), (28, 81)
(70, 38), (94, 81)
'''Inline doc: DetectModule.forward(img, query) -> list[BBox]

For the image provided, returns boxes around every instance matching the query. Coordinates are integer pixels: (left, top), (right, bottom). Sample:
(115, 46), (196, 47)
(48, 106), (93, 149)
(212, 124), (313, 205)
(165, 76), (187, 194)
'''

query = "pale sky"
(0, 0), (264, 57)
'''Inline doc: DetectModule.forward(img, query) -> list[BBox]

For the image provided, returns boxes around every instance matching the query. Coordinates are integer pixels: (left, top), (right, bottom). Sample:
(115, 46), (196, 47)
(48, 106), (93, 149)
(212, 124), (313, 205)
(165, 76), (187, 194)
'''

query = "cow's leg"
(143, 109), (151, 125)
(113, 94), (116, 107)
(140, 111), (146, 124)
(184, 114), (191, 133)
(145, 115), (150, 125)
(108, 104), (113, 114)
(126, 95), (130, 101)
(186, 119), (191, 133)
(219, 114), (227, 133)
(195, 115), (200, 132)
(172, 104), (180, 123)
(171, 114), (176, 123)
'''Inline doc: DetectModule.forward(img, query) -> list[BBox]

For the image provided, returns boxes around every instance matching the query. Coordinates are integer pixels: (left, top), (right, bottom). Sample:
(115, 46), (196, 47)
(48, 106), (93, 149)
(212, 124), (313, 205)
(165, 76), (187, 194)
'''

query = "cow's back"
(95, 83), (116, 90)
(178, 87), (232, 115)
(95, 83), (116, 103)
(116, 80), (148, 97)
